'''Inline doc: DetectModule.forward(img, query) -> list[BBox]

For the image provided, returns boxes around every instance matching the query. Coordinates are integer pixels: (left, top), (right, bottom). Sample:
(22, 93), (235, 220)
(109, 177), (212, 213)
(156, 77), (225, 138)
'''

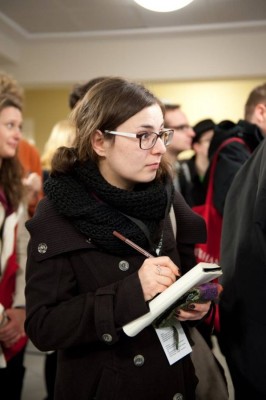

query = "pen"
(113, 230), (153, 258)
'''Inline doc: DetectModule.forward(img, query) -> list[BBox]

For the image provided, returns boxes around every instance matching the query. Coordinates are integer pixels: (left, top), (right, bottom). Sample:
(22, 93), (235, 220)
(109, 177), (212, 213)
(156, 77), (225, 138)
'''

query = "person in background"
(207, 82), (266, 216)
(0, 71), (42, 218)
(0, 90), (29, 399)
(218, 138), (266, 400)
(163, 103), (195, 191)
(18, 138), (43, 217)
(193, 83), (266, 352)
(25, 77), (212, 400)
(68, 76), (108, 110)
(178, 118), (215, 207)
(41, 120), (76, 182)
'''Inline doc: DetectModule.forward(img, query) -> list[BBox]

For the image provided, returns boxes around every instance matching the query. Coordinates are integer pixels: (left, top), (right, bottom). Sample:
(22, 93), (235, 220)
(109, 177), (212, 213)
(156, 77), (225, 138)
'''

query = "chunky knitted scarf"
(44, 160), (174, 255)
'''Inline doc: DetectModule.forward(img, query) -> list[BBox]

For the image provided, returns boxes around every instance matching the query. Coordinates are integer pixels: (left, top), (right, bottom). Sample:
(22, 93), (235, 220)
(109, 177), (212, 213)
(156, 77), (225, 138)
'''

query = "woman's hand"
(22, 172), (42, 204)
(138, 256), (180, 301)
(0, 308), (26, 347)
(175, 301), (211, 321)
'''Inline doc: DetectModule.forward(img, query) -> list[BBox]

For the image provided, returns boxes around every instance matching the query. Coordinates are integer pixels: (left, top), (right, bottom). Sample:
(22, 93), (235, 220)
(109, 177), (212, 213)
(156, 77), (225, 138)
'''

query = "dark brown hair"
(0, 94), (24, 210)
(52, 77), (170, 181)
(68, 77), (109, 110)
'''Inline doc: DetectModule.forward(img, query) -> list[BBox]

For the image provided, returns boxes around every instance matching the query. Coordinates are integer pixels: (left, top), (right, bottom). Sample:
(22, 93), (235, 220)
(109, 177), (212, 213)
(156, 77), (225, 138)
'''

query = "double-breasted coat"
(25, 193), (206, 400)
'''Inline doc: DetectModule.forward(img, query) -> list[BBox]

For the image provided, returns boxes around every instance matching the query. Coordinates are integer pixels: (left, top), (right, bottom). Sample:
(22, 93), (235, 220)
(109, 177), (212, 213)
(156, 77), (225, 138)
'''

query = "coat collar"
(26, 198), (96, 261)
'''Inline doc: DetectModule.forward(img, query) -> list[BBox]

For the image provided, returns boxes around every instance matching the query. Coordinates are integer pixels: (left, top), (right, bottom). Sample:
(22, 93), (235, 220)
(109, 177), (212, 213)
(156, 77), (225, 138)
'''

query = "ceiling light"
(134, 0), (195, 12)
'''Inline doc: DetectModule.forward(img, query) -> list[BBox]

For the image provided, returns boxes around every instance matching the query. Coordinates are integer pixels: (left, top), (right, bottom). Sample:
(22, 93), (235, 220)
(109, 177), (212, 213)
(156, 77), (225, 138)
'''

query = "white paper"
(155, 321), (192, 365)
(123, 262), (222, 337)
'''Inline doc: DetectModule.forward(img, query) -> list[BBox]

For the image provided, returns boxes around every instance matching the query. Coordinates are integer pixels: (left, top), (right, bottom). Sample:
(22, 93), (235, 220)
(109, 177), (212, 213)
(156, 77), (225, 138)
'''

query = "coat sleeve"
(172, 192), (207, 274)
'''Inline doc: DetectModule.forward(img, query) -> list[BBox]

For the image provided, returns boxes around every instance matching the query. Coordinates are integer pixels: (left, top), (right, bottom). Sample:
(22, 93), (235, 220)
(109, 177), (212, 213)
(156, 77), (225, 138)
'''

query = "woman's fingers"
(138, 256), (180, 301)
(176, 301), (211, 321)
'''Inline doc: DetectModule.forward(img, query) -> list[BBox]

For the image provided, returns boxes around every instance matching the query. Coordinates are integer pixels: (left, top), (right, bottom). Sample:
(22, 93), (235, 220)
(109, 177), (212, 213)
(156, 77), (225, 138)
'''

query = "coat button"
(102, 333), (112, 343)
(119, 260), (129, 271)
(173, 394), (184, 400)
(133, 354), (145, 367)
(38, 243), (48, 253)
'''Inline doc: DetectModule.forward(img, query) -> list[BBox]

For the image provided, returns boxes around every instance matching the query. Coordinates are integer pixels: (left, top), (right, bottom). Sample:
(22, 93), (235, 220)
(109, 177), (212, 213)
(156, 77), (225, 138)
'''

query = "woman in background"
(41, 119), (76, 183)
(0, 92), (29, 399)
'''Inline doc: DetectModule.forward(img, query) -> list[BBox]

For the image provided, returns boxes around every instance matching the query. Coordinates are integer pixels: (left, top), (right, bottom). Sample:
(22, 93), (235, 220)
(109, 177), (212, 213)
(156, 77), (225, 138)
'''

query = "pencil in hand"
(113, 230), (153, 258)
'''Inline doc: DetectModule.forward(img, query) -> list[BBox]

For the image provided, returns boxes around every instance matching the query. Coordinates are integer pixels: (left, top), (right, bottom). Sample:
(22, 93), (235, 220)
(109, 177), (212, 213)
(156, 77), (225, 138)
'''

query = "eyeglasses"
(167, 124), (192, 131)
(104, 129), (174, 150)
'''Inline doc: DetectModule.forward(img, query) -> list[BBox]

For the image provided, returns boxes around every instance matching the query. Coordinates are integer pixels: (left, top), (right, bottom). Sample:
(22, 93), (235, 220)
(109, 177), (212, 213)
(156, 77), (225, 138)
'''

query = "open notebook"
(123, 262), (222, 337)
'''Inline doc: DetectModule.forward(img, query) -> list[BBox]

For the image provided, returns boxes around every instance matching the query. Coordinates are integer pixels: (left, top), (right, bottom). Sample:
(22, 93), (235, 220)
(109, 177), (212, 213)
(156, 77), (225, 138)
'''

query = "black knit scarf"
(44, 160), (174, 255)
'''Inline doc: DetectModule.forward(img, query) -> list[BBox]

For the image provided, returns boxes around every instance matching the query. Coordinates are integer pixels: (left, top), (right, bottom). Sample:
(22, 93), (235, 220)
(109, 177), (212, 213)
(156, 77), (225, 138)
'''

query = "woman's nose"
(152, 136), (167, 154)
(14, 127), (22, 141)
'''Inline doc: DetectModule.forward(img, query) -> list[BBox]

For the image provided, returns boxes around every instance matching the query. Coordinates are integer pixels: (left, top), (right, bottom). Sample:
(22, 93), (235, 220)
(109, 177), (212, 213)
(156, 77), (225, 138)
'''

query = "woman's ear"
(91, 130), (107, 157)
(255, 103), (266, 123)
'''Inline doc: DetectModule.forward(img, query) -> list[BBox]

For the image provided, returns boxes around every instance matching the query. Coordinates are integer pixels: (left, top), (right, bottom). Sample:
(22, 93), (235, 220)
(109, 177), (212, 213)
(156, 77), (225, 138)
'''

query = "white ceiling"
(1, 0), (266, 87)
(0, 0), (266, 39)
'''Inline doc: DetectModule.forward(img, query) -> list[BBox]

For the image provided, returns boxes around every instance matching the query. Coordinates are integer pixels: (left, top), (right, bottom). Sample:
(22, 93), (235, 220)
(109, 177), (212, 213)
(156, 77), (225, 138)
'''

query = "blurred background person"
(178, 118), (215, 207)
(207, 82), (266, 216)
(163, 102), (195, 191)
(68, 76), (108, 110)
(0, 71), (42, 218)
(18, 138), (43, 217)
(0, 88), (29, 400)
(41, 119), (76, 183)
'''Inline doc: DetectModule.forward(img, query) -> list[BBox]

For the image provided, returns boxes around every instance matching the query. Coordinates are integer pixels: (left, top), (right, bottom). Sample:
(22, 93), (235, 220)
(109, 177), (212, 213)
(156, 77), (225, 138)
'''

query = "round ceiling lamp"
(134, 0), (195, 12)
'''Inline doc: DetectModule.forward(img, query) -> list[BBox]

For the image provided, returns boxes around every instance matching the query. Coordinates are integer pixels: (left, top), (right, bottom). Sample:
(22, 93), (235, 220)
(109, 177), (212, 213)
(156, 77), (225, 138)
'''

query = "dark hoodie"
(205, 119), (264, 215)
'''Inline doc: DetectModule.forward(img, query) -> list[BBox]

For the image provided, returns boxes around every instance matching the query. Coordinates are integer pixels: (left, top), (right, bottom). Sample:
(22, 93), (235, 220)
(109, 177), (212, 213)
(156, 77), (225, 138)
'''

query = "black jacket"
(218, 139), (266, 397)
(206, 119), (264, 215)
(25, 193), (206, 400)
(178, 156), (206, 208)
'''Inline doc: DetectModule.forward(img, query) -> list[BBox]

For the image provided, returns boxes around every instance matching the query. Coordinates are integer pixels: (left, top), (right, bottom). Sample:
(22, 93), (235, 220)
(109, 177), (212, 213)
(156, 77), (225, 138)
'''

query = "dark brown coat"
(25, 194), (206, 400)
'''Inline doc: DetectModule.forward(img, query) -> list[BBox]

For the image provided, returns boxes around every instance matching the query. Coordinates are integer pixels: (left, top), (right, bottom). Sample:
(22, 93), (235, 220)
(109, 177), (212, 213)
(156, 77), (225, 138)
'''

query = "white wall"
(1, 25), (266, 86)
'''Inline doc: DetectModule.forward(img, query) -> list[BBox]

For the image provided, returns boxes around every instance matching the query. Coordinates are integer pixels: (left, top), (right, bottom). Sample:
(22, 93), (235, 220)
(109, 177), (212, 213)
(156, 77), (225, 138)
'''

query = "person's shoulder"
(32, 196), (57, 217)
(26, 197), (95, 261)
(26, 197), (63, 235)
(172, 192), (207, 243)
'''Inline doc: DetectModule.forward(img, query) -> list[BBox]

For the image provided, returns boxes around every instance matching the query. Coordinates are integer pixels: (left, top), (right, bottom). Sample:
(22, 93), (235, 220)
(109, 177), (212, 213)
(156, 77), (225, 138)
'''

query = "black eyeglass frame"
(104, 129), (174, 150)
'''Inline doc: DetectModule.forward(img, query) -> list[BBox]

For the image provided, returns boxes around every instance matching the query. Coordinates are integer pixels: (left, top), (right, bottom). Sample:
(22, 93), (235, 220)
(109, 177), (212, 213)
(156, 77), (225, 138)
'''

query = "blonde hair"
(41, 120), (76, 170)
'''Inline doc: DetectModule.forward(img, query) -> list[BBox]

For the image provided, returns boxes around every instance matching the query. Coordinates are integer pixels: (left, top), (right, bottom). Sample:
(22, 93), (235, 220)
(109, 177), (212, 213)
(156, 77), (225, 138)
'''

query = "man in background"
(163, 103), (195, 191)
(207, 82), (266, 216)
(178, 118), (215, 207)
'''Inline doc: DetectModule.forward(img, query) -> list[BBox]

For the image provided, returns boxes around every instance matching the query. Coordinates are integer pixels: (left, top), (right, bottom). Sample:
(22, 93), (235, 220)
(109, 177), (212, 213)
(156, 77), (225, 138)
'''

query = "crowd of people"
(0, 70), (265, 400)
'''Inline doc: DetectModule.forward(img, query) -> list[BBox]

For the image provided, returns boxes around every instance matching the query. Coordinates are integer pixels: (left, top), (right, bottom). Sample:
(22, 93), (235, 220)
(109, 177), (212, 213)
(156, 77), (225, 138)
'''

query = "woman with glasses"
(25, 77), (211, 400)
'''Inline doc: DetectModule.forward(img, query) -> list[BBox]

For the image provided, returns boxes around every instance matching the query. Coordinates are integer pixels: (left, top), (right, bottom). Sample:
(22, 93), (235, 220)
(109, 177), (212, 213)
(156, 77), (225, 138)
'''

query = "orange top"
(17, 138), (43, 217)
